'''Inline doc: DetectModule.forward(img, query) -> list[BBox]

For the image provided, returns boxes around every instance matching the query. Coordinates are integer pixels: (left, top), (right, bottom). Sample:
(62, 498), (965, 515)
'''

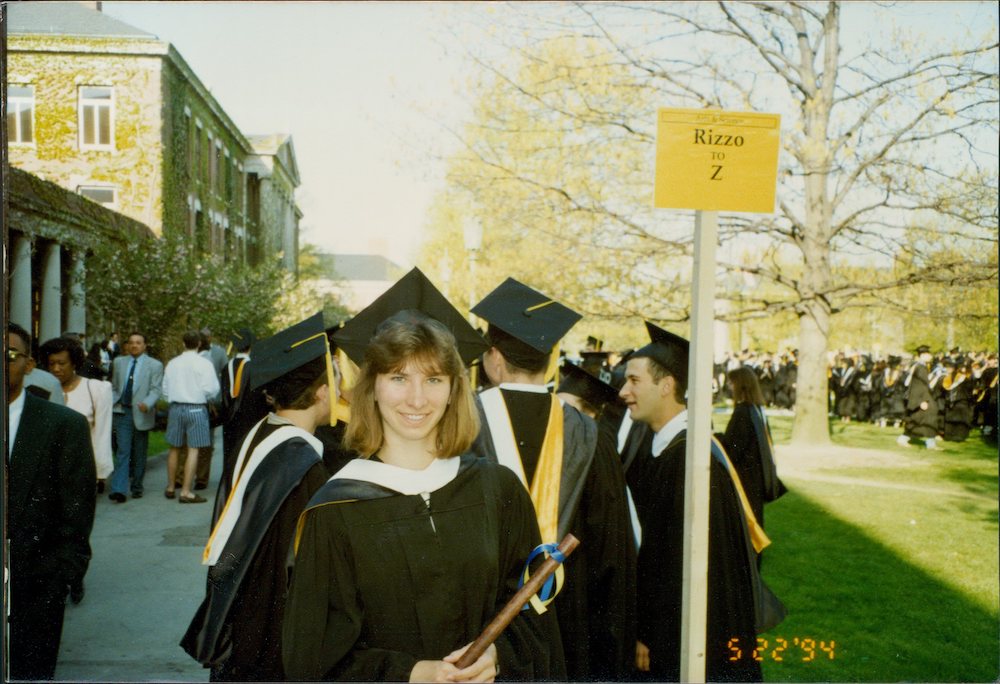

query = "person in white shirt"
(39, 337), (114, 489)
(163, 330), (221, 503)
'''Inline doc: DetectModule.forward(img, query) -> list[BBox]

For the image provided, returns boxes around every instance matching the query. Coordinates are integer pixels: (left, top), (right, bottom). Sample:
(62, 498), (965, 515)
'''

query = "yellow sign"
(654, 108), (781, 213)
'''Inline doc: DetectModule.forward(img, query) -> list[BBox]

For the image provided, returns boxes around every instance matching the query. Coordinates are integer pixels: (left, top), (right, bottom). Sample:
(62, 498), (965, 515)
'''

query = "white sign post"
(654, 108), (780, 683)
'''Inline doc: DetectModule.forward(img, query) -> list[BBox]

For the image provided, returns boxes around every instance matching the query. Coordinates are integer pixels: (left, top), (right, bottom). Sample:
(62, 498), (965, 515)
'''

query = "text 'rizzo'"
(694, 129), (744, 146)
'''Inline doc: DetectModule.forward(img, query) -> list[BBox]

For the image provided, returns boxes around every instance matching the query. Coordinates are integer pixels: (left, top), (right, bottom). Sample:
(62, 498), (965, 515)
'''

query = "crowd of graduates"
(826, 349), (997, 443)
(706, 347), (998, 445)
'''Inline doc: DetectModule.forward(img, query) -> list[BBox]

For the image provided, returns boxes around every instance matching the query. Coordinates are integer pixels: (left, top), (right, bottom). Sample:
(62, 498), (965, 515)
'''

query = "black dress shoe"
(109, 492), (127, 503)
(96, 480), (106, 494)
(131, 491), (143, 499)
(194, 482), (207, 491)
(69, 581), (85, 605)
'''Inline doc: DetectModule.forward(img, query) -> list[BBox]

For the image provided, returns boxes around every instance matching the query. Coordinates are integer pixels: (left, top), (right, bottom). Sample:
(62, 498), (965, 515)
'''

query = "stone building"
(5, 1), (301, 266)
(246, 134), (303, 274)
(6, 167), (153, 345)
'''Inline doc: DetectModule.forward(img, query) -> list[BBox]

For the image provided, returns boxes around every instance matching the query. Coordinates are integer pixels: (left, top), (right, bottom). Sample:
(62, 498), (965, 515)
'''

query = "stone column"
(66, 250), (87, 335)
(39, 241), (62, 342)
(282, 193), (297, 274)
(9, 236), (33, 330)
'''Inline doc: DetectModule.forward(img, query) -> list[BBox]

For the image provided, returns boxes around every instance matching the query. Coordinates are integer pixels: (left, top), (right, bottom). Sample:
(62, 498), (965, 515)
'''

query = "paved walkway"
(56, 434), (222, 682)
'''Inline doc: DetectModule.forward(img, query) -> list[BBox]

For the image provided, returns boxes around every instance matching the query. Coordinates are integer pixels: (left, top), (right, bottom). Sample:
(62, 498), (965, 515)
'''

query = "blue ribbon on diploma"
(518, 542), (567, 614)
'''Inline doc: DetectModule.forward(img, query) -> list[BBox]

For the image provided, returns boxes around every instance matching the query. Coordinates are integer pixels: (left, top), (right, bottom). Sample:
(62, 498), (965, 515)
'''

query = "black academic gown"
(942, 374), (974, 442)
(314, 420), (359, 476)
(626, 429), (763, 683)
(282, 455), (565, 681)
(182, 422), (328, 681)
(474, 389), (637, 681)
(879, 369), (906, 422)
(218, 359), (270, 496)
(721, 403), (787, 528)
(904, 363), (939, 438)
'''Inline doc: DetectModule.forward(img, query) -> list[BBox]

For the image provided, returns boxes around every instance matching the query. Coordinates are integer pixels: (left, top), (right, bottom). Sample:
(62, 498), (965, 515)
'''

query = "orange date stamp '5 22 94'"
(727, 637), (836, 663)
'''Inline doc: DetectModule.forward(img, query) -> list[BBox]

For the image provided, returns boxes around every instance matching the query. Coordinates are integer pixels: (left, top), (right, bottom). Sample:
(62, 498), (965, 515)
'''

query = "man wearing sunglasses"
(6, 322), (96, 680)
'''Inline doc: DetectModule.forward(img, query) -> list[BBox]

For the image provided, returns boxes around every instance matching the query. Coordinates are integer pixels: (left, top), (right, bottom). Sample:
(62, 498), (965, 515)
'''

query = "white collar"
(332, 455), (461, 495)
(8, 390), (27, 458)
(496, 382), (550, 394)
(652, 409), (688, 457)
(617, 411), (634, 453)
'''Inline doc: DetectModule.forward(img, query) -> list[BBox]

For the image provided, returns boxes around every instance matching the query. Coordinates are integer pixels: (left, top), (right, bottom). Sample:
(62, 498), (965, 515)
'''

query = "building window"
(185, 111), (193, 176)
(79, 86), (114, 149)
(78, 185), (117, 208)
(208, 139), (222, 195)
(7, 85), (35, 144)
(193, 120), (203, 184)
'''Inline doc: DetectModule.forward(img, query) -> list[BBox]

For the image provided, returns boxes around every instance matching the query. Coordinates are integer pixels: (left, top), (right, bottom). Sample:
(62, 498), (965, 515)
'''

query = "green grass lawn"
(148, 430), (169, 458)
(716, 412), (1000, 682)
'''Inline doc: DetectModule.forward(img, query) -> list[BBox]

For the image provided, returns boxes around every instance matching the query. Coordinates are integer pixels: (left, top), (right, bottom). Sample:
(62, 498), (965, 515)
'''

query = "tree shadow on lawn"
(759, 490), (999, 683)
(937, 464), (1000, 503)
(936, 432), (999, 501)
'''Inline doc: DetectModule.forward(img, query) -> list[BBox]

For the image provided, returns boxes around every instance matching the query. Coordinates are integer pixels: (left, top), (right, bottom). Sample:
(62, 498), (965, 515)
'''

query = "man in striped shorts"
(163, 330), (221, 503)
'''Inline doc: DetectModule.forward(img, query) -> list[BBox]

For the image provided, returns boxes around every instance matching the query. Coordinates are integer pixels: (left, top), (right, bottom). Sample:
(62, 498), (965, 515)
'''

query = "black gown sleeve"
(573, 424), (637, 680)
(213, 461), (330, 681)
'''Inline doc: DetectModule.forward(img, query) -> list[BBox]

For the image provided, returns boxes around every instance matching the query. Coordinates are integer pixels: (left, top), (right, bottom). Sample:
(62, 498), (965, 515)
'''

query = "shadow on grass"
(759, 490), (999, 683)
(938, 464), (1000, 503)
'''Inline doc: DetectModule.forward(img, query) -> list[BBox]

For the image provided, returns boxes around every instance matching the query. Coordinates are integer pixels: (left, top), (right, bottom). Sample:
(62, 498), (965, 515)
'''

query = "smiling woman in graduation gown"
(283, 271), (564, 682)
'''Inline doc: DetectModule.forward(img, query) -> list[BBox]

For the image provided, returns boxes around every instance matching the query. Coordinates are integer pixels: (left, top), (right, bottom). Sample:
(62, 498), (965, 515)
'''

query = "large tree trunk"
(792, 298), (832, 445)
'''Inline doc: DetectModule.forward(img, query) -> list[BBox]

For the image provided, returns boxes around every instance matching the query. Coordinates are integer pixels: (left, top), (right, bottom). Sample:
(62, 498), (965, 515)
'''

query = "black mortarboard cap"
(915, 344), (932, 355)
(579, 350), (611, 375)
(632, 321), (690, 368)
(231, 328), (255, 352)
(249, 312), (329, 391)
(471, 278), (581, 354)
(585, 335), (604, 351)
(333, 267), (488, 367)
(558, 361), (621, 410)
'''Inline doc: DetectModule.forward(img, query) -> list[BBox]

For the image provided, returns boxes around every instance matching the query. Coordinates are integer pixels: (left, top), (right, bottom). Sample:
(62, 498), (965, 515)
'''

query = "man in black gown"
(181, 313), (337, 681)
(898, 345), (941, 449)
(470, 278), (637, 681)
(618, 323), (766, 682)
(217, 328), (270, 495)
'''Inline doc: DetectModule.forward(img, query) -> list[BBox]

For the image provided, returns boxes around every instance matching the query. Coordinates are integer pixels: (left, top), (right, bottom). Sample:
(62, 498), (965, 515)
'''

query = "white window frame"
(78, 85), (115, 150)
(8, 85), (35, 145)
(77, 184), (118, 209)
(194, 119), (204, 184)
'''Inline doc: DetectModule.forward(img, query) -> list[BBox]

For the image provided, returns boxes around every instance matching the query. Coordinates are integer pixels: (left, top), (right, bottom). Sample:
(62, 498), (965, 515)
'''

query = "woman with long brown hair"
(721, 366), (786, 529)
(283, 276), (563, 682)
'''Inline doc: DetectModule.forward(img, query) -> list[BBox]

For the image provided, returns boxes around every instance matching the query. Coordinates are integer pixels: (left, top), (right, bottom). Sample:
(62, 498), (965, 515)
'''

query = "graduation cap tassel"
(544, 345), (561, 386)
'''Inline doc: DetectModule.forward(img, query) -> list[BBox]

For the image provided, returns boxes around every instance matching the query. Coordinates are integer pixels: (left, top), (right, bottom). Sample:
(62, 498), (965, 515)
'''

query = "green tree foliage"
(423, 2), (998, 444)
(86, 233), (284, 358)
